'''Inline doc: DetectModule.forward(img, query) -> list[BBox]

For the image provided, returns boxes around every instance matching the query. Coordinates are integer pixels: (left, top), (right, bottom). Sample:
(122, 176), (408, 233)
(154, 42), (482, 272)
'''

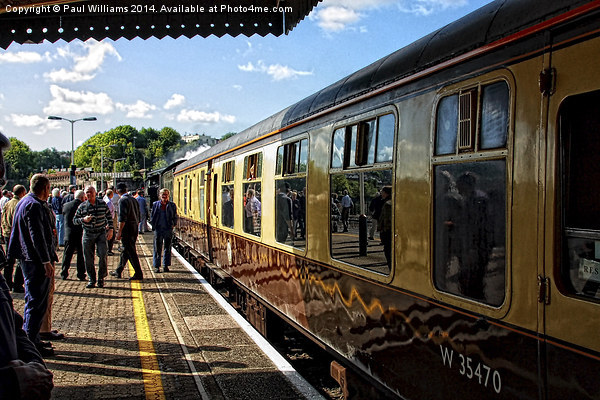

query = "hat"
(116, 182), (128, 193)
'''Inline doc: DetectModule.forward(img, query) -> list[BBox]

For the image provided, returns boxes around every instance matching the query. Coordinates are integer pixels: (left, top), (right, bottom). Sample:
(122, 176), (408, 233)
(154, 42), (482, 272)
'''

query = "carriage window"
(329, 113), (396, 274)
(243, 153), (262, 237)
(433, 161), (506, 306)
(183, 175), (188, 215)
(274, 138), (308, 248)
(334, 113), (396, 169)
(222, 160), (235, 182)
(559, 90), (600, 301)
(199, 171), (205, 221)
(274, 178), (306, 248)
(244, 153), (262, 180)
(435, 81), (509, 156)
(221, 161), (235, 229)
(188, 177), (192, 215)
(332, 128), (345, 169)
(480, 82), (509, 149)
(435, 95), (458, 155)
(277, 139), (308, 176)
(377, 114), (395, 163)
(330, 170), (393, 273)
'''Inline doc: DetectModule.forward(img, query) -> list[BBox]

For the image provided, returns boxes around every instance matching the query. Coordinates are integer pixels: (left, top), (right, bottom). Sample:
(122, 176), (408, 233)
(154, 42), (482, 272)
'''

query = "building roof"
(0, 0), (320, 49)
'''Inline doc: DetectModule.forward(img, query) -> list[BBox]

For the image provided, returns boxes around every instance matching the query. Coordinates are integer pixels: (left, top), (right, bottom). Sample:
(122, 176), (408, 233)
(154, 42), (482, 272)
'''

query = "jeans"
(153, 230), (173, 268)
(55, 214), (65, 246)
(138, 214), (147, 233)
(21, 260), (51, 345)
(82, 230), (107, 284)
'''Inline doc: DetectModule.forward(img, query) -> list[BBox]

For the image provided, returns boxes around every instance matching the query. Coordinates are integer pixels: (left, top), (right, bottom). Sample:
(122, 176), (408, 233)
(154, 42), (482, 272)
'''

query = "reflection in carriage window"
(221, 185), (234, 229)
(243, 182), (261, 236)
(377, 114), (395, 163)
(559, 90), (600, 301)
(433, 161), (506, 306)
(330, 169), (393, 274)
(199, 171), (205, 221)
(332, 128), (345, 169)
(243, 152), (263, 237)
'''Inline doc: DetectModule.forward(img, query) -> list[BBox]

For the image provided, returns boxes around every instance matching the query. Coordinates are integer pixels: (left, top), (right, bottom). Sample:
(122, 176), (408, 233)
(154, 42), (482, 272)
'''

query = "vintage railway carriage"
(172, 0), (600, 398)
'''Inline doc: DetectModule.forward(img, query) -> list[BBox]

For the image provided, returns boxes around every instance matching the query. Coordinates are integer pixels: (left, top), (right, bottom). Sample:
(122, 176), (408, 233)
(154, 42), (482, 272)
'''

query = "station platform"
(12, 234), (323, 400)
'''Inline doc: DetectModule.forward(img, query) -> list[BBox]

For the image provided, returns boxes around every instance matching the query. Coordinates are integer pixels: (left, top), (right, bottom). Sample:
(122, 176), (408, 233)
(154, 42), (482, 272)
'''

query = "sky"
(0, 0), (493, 153)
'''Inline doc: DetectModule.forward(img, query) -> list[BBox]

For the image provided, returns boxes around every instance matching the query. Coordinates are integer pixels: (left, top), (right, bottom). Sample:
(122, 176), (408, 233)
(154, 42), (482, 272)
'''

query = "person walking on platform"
(103, 189), (117, 255)
(73, 185), (113, 289)
(2, 184), (26, 291)
(150, 188), (178, 273)
(60, 190), (86, 281)
(8, 174), (58, 357)
(0, 134), (54, 399)
(111, 183), (143, 280)
(136, 189), (149, 234)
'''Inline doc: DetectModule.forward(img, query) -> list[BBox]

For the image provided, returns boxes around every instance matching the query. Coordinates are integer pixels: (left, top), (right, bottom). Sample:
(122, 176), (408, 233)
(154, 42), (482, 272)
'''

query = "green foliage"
(5, 137), (34, 182)
(221, 131), (237, 141)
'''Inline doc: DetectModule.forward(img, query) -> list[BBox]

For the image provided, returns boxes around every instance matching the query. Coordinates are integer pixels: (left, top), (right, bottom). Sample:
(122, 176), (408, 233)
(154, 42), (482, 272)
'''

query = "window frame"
(220, 159), (236, 230)
(330, 111), (396, 171)
(242, 151), (263, 238)
(430, 70), (515, 316)
(327, 106), (397, 280)
(274, 135), (309, 250)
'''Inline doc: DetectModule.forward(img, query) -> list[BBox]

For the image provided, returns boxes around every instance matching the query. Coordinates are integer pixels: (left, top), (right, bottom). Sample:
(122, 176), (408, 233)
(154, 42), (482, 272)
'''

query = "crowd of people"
(0, 132), (178, 398)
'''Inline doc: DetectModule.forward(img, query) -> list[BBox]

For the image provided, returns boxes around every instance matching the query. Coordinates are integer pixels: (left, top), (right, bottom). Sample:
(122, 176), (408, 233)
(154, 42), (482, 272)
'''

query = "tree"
(221, 131), (237, 141)
(5, 137), (34, 183)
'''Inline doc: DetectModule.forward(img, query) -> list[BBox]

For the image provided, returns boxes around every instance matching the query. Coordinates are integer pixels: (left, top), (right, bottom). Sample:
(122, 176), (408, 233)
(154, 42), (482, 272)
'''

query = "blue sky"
(0, 0), (492, 152)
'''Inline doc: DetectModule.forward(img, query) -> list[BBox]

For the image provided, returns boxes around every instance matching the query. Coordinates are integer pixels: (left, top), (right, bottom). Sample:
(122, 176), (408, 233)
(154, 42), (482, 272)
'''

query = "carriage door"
(543, 28), (600, 399)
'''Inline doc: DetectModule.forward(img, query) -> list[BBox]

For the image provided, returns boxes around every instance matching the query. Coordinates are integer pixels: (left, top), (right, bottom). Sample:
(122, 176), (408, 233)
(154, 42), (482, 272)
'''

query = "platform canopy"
(0, 0), (320, 49)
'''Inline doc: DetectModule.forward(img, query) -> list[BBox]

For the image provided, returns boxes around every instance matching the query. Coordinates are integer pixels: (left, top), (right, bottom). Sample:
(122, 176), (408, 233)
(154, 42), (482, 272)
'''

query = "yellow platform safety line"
(129, 263), (166, 400)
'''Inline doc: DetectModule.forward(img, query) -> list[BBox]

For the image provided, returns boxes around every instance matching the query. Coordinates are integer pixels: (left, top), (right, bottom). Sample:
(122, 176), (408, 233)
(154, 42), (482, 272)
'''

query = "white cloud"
(116, 100), (157, 119)
(312, 0), (467, 32)
(177, 109), (236, 124)
(44, 39), (121, 83)
(5, 113), (62, 136)
(238, 60), (313, 81)
(0, 50), (50, 64)
(43, 85), (114, 116)
(163, 94), (185, 110)
(232, 85), (243, 91)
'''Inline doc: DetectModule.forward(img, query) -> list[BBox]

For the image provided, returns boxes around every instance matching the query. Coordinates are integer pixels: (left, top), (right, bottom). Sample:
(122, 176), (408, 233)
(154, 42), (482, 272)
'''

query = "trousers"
(82, 230), (107, 284)
(153, 230), (173, 268)
(21, 260), (51, 345)
(61, 237), (86, 280)
(116, 232), (143, 277)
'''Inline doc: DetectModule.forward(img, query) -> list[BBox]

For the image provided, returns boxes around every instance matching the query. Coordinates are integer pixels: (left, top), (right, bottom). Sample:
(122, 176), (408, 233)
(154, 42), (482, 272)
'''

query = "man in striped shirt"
(73, 185), (113, 288)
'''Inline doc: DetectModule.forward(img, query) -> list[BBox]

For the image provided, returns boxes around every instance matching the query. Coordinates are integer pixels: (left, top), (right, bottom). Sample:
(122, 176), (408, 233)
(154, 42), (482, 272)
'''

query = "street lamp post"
(48, 115), (97, 185)
(106, 157), (126, 188)
(88, 144), (118, 192)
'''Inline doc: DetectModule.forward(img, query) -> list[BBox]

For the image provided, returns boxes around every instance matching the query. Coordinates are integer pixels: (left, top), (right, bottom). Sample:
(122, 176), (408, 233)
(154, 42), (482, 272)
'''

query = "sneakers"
(109, 271), (121, 278)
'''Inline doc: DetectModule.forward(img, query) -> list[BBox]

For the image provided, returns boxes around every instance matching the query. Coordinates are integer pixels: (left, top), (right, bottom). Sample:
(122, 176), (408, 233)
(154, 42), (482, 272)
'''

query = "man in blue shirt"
(150, 188), (178, 273)
(8, 173), (58, 357)
(0, 132), (54, 398)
